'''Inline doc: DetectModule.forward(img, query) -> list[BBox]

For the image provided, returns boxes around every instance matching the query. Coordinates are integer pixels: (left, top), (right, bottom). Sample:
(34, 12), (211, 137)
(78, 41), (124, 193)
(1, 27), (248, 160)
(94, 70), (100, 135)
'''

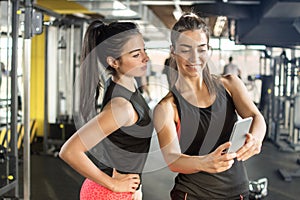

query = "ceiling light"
(173, 9), (182, 20)
(110, 9), (138, 18)
(73, 13), (89, 18)
(173, 0), (182, 20)
(213, 16), (227, 37)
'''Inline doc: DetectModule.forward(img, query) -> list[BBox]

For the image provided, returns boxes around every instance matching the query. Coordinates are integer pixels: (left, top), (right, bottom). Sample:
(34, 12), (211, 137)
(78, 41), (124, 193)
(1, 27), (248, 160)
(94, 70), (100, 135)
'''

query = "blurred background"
(1, 0), (300, 199)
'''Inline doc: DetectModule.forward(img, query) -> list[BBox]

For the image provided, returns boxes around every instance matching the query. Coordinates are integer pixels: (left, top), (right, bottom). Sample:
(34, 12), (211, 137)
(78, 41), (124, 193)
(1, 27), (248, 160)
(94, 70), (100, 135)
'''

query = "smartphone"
(226, 117), (253, 153)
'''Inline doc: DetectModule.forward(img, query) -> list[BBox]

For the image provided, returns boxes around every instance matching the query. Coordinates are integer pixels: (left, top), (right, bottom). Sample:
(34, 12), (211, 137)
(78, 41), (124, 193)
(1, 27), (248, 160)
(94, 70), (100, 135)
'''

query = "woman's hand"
(111, 169), (140, 193)
(200, 142), (237, 173)
(236, 133), (262, 161)
(132, 185), (142, 200)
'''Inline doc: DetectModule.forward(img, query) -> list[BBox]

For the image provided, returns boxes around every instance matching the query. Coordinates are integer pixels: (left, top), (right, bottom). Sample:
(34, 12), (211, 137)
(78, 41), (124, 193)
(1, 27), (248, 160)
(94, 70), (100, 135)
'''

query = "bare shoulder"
(220, 74), (250, 102)
(106, 97), (133, 110)
(154, 92), (176, 121)
(102, 96), (136, 121)
(153, 92), (179, 133)
(220, 74), (243, 90)
(155, 92), (175, 111)
(220, 74), (239, 85)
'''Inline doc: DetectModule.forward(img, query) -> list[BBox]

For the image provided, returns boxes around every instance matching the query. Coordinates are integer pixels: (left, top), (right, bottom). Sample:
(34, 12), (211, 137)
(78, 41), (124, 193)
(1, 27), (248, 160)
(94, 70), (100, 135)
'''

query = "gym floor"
(6, 139), (300, 200)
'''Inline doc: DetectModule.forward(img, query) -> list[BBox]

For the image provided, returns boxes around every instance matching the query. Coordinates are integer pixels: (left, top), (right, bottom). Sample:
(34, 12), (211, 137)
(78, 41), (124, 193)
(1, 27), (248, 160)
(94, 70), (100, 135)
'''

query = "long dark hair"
(77, 20), (140, 124)
(169, 12), (219, 96)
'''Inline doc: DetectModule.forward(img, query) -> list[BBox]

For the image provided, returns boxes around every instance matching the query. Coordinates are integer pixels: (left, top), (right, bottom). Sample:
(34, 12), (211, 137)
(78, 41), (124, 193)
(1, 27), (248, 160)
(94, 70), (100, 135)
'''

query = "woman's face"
(173, 29), (209, 77)
(115, 34), (149, 77)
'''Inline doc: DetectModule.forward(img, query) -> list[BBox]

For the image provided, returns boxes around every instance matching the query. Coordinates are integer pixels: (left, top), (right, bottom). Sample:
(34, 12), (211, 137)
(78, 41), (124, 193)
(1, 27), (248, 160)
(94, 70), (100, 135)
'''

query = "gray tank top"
(88, 78), (153, 176)
(171, 84), (249, 199)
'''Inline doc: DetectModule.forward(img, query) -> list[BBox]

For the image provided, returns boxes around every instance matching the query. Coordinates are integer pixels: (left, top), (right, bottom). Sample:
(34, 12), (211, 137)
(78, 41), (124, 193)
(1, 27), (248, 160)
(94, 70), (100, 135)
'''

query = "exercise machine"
(269, 53), (300, 151)
(278, 93), (300, 181)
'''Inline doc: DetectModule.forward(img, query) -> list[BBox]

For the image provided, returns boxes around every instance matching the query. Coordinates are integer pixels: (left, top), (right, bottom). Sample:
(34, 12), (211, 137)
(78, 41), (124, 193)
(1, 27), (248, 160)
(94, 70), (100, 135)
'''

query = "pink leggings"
(80, 178), (133, 200)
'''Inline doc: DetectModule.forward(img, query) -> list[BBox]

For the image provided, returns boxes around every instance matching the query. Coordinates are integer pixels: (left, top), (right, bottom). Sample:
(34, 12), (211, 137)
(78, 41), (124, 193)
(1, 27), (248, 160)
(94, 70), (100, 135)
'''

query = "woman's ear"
(170, 45), (175, 56)
(106, 56), (119, 69)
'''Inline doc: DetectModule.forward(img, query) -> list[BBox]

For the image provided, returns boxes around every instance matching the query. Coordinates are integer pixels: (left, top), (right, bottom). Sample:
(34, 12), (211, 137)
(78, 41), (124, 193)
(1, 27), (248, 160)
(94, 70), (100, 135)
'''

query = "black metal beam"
(192, 2), (259, 19)
(237, 18), (300, 47)
(0, 181), (17, 196)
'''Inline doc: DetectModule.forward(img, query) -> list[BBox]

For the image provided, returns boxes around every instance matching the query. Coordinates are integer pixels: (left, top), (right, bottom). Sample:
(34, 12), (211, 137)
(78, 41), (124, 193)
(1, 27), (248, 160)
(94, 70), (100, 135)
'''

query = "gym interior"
(0, 0), (300, 199)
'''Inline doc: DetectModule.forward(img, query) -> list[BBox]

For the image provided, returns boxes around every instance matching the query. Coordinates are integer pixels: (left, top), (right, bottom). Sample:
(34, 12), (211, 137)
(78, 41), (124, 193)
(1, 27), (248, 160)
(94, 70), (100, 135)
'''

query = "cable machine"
(257, 49), (273, 135)
(287, 56), (300, 150)
(270, 51), (300, 152)
(43, 18), (83, 155)
(278, 56), (300, 181)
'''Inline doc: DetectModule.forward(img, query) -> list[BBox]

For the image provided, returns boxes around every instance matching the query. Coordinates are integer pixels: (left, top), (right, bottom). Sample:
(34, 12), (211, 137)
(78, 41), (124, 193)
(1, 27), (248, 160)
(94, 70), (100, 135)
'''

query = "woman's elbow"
(168, 164), (178, 173)
(59, 144), (71, 161)
(168, 162), (184, 173)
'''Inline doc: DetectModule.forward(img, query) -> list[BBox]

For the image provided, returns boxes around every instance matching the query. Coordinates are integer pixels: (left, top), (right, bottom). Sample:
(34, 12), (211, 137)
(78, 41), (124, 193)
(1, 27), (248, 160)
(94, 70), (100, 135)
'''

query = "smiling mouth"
(187, 64), (202, 70)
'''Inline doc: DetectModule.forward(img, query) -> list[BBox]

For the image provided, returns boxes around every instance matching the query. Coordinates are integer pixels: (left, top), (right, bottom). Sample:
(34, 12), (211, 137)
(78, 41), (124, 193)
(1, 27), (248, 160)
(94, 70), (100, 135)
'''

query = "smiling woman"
(173, 30), (211, 78)
(153, 12), (266, 200)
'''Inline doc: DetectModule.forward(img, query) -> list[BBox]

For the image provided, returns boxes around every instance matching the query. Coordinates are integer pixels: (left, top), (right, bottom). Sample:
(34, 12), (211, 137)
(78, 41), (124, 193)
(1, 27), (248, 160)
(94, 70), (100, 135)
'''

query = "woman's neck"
(175, 75), (204, 93)
(112, 75), (136, 92)
(175, 75), (215, 108)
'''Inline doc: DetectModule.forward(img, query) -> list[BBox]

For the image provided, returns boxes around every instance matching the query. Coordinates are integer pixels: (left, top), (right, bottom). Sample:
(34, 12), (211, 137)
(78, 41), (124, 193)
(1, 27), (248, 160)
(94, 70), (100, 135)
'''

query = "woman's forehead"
(121, 34), (144, 53)
(176, 30), (208, 46)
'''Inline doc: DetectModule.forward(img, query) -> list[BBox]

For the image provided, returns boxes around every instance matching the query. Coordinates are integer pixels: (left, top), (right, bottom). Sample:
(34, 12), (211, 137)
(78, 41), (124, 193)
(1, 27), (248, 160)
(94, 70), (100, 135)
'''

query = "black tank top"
(171, 84), (249, 199)
(88, 78), (153, 176)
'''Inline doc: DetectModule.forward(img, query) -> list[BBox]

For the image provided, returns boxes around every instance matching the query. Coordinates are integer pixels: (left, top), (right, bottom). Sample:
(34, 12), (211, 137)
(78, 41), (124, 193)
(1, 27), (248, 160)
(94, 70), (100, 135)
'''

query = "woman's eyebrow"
(179, 43), (207, 48)
(128, 48), (141, 54)
(179, 44), (191, 48)
(198, 43), (207, 47)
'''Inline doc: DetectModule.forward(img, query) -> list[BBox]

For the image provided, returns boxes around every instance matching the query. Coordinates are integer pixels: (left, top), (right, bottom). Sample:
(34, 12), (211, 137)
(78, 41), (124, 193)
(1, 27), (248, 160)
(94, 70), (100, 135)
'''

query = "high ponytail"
(78, 20), (106, 124)
(75, 20), (140, 126)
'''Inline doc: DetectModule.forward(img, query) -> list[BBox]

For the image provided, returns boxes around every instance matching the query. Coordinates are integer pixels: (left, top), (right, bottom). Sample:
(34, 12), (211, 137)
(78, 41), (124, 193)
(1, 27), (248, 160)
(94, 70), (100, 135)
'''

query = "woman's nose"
(143, 51), (149, 63)
(189, 49), (201, 64)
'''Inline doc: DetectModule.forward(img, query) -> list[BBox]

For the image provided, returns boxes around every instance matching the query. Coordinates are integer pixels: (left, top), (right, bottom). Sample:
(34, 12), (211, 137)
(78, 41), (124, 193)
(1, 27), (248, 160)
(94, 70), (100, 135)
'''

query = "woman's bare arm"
(222, 75), (266, 161)
(59, 97), (140, 192)
(153, 95), (236, 174)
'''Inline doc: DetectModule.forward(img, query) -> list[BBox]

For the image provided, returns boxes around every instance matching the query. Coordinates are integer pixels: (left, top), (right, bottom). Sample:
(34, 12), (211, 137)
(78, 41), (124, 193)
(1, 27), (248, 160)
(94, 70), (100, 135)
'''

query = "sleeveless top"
(88, 78), (153, 177)
(171, 84), (249, 199)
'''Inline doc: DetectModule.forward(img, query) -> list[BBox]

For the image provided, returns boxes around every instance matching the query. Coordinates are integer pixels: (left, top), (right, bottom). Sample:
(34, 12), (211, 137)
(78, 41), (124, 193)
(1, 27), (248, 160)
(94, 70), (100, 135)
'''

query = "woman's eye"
(181, 50), (190, 53)
(133, 53), (140, 58)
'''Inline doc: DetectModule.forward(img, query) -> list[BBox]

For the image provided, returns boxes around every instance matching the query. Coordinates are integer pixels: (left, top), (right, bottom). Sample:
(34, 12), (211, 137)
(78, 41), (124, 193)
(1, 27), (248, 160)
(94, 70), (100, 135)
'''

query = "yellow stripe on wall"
(36, 0), (91, 14)
(30, 31), (45, 137)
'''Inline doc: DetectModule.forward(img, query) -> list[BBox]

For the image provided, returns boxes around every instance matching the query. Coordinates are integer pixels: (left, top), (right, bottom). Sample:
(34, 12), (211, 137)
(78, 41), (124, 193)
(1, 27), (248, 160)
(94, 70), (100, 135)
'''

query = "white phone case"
(227, 117), (253, 153)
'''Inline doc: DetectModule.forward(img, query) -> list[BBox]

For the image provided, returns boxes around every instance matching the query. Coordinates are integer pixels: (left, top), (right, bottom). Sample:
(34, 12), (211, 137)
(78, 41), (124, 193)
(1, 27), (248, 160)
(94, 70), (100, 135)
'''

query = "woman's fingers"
(202, 143), (237, 173)
(112, 172), (141, 193)
(214, 142), (237, 161)
(216, 141), (231, 154)
(237, 133), (262, 161)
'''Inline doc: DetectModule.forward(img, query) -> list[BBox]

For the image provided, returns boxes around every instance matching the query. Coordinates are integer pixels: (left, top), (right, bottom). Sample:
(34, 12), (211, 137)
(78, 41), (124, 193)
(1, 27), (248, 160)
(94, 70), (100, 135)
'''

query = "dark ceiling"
(150, 0), (300, 47)
(35, 0), (300, 48)
(191, 0), (300, 47)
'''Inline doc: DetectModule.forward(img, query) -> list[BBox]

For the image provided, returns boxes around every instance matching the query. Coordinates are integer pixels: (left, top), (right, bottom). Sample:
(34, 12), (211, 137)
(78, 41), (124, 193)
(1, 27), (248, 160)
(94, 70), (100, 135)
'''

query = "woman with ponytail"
(59, 20), (153, 200)
(153, 12), (266, 199)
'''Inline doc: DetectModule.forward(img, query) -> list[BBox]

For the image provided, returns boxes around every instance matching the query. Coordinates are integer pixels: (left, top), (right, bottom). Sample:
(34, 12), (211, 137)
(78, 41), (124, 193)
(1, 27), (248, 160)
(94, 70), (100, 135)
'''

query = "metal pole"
(23, 39), (31, 200)
(69, 24), (74, 119)
(11, 0), (20, 197)
(43, 26), (49, 154)
(24, 0), (32, 199)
